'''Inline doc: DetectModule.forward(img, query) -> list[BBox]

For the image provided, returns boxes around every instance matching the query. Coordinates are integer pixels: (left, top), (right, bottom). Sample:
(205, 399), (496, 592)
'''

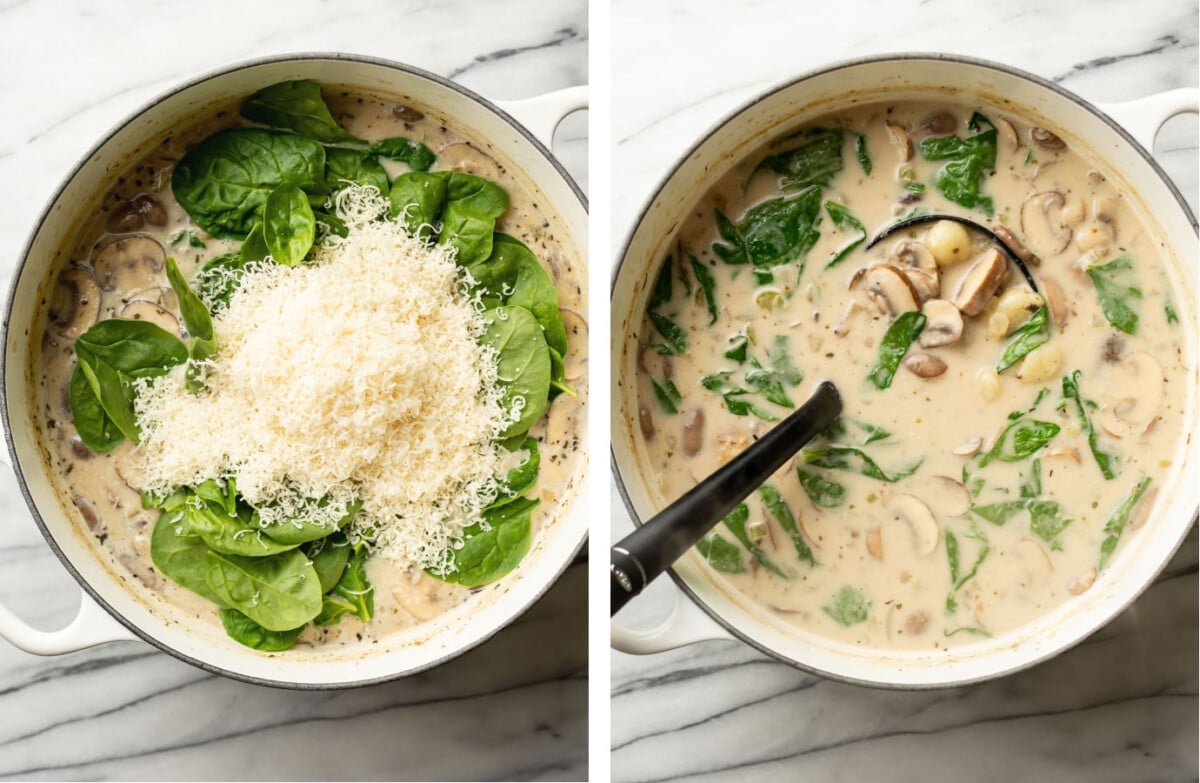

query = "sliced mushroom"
(904, 353), (946, 378)
(918, 299), (964, 348)
(993, 225), (1040, 267)
(866, 526), (883, 561)
(1040, 277), (1068, 328)
(995, 117), (1020, 153)
(857, 265), (920, 316)
(886, 493), (939, 557)
(560, 308), (587, 382)
(901, 267), (940, 302)
(1068, 568), (1097, 595)
(1016, 537), (1053, 587)
(1020, 191), (1073, 258)
(437, 142), (503, 180)
(905, 611), (930, 636)
(890, 240), (938, 274)
(1129, 487), (1158, 531)
(73, 496), (100, 529)
(951, 247), (1006, 316)
(105, 195), (168, 233)
(682, 409), (705, 456)
(927, 476), (971, 517)
(833, 300), (864, 338)
(1030, 127), (1066, 152)
(638, 405), (655, 440)
(885, 122), (913, 162)
(953, 436), (983, 457)
(921, 111), (957, 136)
(91, 236), (166, 293)
(1045, 446), (1081, 464)
(1097, 353), (1164, 438)
(121, 299), (180, 334)
(48, 267), (101, 340)
(392, 572), (447, 622)
(391, 105), (425, 122)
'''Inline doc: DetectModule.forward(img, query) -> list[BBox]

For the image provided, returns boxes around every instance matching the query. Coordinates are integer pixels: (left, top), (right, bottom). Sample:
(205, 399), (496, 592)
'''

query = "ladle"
(611, 381), (842, 615)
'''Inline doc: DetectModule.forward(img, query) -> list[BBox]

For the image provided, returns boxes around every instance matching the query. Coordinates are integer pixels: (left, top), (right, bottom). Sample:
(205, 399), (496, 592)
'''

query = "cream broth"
(634, 101), (1185, 650)
(35, 88), (586, 647)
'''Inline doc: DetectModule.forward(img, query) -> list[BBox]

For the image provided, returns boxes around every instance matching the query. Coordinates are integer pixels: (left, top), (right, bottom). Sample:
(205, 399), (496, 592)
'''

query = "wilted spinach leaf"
(801, 446), (921, 483)
(721, 503), (788, 578)
(368, 137), (436, 172)
(689, 250), (718, 324)
(1085, 256), (1141, 335)
(756, 128), (844, 190)
(868, 311), (926, 389)
(918, 112), (997, 213)
(1099, 476), (1152, 570)
(650, 377), (682, 414)
(823, 201), (867, 268)
(978, 418), (1060, 466)
(647, 311), (687, 355)
(711, 187), (823, 272)
(759, 484), (816, 567)
(822, 585), (869, 626)
(797, 468), (845, 508)
(696, 533), (747, 573)
(996, 305), (1050, 373)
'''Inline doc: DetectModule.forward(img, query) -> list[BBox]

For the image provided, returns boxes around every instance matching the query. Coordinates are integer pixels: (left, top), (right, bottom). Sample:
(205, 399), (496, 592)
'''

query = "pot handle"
(495, 85), (588, 149)
(611, 580), (733, 654)
(0, 591), (138, 655)
(1100, 87), (1199, 153)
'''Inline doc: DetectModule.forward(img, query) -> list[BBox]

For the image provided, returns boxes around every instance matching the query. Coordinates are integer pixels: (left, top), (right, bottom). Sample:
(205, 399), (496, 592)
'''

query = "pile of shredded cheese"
(131, 187), (513, 572)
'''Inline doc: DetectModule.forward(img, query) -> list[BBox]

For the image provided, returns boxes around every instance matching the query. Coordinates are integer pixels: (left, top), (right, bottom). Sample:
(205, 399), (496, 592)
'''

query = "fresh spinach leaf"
(308, 537), (351, 593)
(328, 548), (375, 621)
(73, 345), (141, 443)
(1085, 256), (1141, 335)
(800, 446), (921, 483)
(647, 311), (687, 355)
(241, 223), (270, 263)
(259, 499), (360, 546)
(150, 509), (229, 606)
(489, 438), (539, 509)
(438, 173), (509, 266)
(241, 79), (362, 144)
(69, 364), (123, 452)
(204, 548), (323, 632)
(797, 468), (846, 507)
(758, 484), (816, 567)
(324, 146), (390, 194)
(868, 311), (926, 389)
(756, 128), (844, 190)
(823, 201), (867, 269)
(695, 533), (747, 573)
(434, 497), (537, 586)
(650, 377), (682, 414)
(314, 593), (358, 626)
(480, 306), (552, 438)
(263, 183), (316, 266)
(465, 234), (568, 359)
(389, 171), (448, 239)
(918, 112), (997, 213)
(1061, 370), (1117, 479)
(219, 608), (305, 651)
(689, 251), (718, 325)
(197, 253), (246, 312)
(367, 137), (436, 172)
(996, 305), (1050, 373)
(186, 498), (299, 558)
(75, 318), (188, 377)
(722, 503), (788, 578)
(172, 128), (326, 238)
(165, 257), (214, 342)
(711, 187), (823, 272)
(822, 585), (870, 626)
(978, 418), (1060, 466)
(1099, 476), (1152, 570)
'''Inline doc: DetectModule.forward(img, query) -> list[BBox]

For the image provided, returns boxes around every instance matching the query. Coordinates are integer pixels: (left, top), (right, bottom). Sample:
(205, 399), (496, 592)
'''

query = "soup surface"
(34, 86), (586, 649)
(632, 100), (1187, 650)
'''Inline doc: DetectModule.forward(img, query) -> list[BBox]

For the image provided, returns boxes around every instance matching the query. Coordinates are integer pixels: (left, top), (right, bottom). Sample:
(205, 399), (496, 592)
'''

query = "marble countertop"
(0, 1), (586, 781)
(610, 1), (1198, 781)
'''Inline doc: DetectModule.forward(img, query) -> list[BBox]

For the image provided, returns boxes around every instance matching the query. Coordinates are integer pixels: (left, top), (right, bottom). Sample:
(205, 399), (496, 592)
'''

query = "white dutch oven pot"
(0, 54), (588, 688)
(611, 54), (1197, 688)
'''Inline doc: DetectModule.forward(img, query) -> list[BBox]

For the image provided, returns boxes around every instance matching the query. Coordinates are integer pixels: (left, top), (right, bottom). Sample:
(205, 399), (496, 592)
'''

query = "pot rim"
(610, 51), (1198, 689)
(2, 52), (588, 690)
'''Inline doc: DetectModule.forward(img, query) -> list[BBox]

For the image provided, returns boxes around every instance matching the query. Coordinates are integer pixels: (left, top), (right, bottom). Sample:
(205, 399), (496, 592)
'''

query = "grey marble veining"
(0, 1), (587, 781)
(610, 1), (1198, 781)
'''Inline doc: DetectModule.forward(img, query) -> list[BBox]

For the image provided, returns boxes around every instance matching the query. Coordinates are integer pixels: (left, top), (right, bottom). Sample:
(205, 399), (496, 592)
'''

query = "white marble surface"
(610, 1), (1198, 781)
(0, 1), (587, 780)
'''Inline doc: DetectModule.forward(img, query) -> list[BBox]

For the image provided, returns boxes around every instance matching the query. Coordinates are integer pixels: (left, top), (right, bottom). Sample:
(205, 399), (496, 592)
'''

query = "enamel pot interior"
(611, 55), (1198, 688)
(3, 55), (588, 688)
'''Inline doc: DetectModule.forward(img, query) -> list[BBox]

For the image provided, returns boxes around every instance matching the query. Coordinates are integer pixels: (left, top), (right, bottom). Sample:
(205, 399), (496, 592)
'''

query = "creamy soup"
(632, 101), (1187, 649)
(35, 86), (586, 648)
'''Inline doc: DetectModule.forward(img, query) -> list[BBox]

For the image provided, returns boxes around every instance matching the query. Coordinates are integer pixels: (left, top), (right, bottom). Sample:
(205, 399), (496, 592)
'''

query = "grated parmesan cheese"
(131, 187), (514, 572)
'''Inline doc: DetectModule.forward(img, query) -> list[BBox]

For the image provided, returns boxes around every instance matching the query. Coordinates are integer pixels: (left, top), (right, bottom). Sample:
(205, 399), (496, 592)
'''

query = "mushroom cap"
(918, 298), (964, 347)
(856, 265), (921, 317)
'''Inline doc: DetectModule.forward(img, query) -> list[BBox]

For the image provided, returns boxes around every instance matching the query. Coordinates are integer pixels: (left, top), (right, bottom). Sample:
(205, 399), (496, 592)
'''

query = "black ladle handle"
(611, 381), (842, 616)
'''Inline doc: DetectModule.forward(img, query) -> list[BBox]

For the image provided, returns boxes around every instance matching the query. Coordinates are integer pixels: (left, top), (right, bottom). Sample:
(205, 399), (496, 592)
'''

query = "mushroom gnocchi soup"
(36, 81), (585, 651)
(633, 101), (1188, 649)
